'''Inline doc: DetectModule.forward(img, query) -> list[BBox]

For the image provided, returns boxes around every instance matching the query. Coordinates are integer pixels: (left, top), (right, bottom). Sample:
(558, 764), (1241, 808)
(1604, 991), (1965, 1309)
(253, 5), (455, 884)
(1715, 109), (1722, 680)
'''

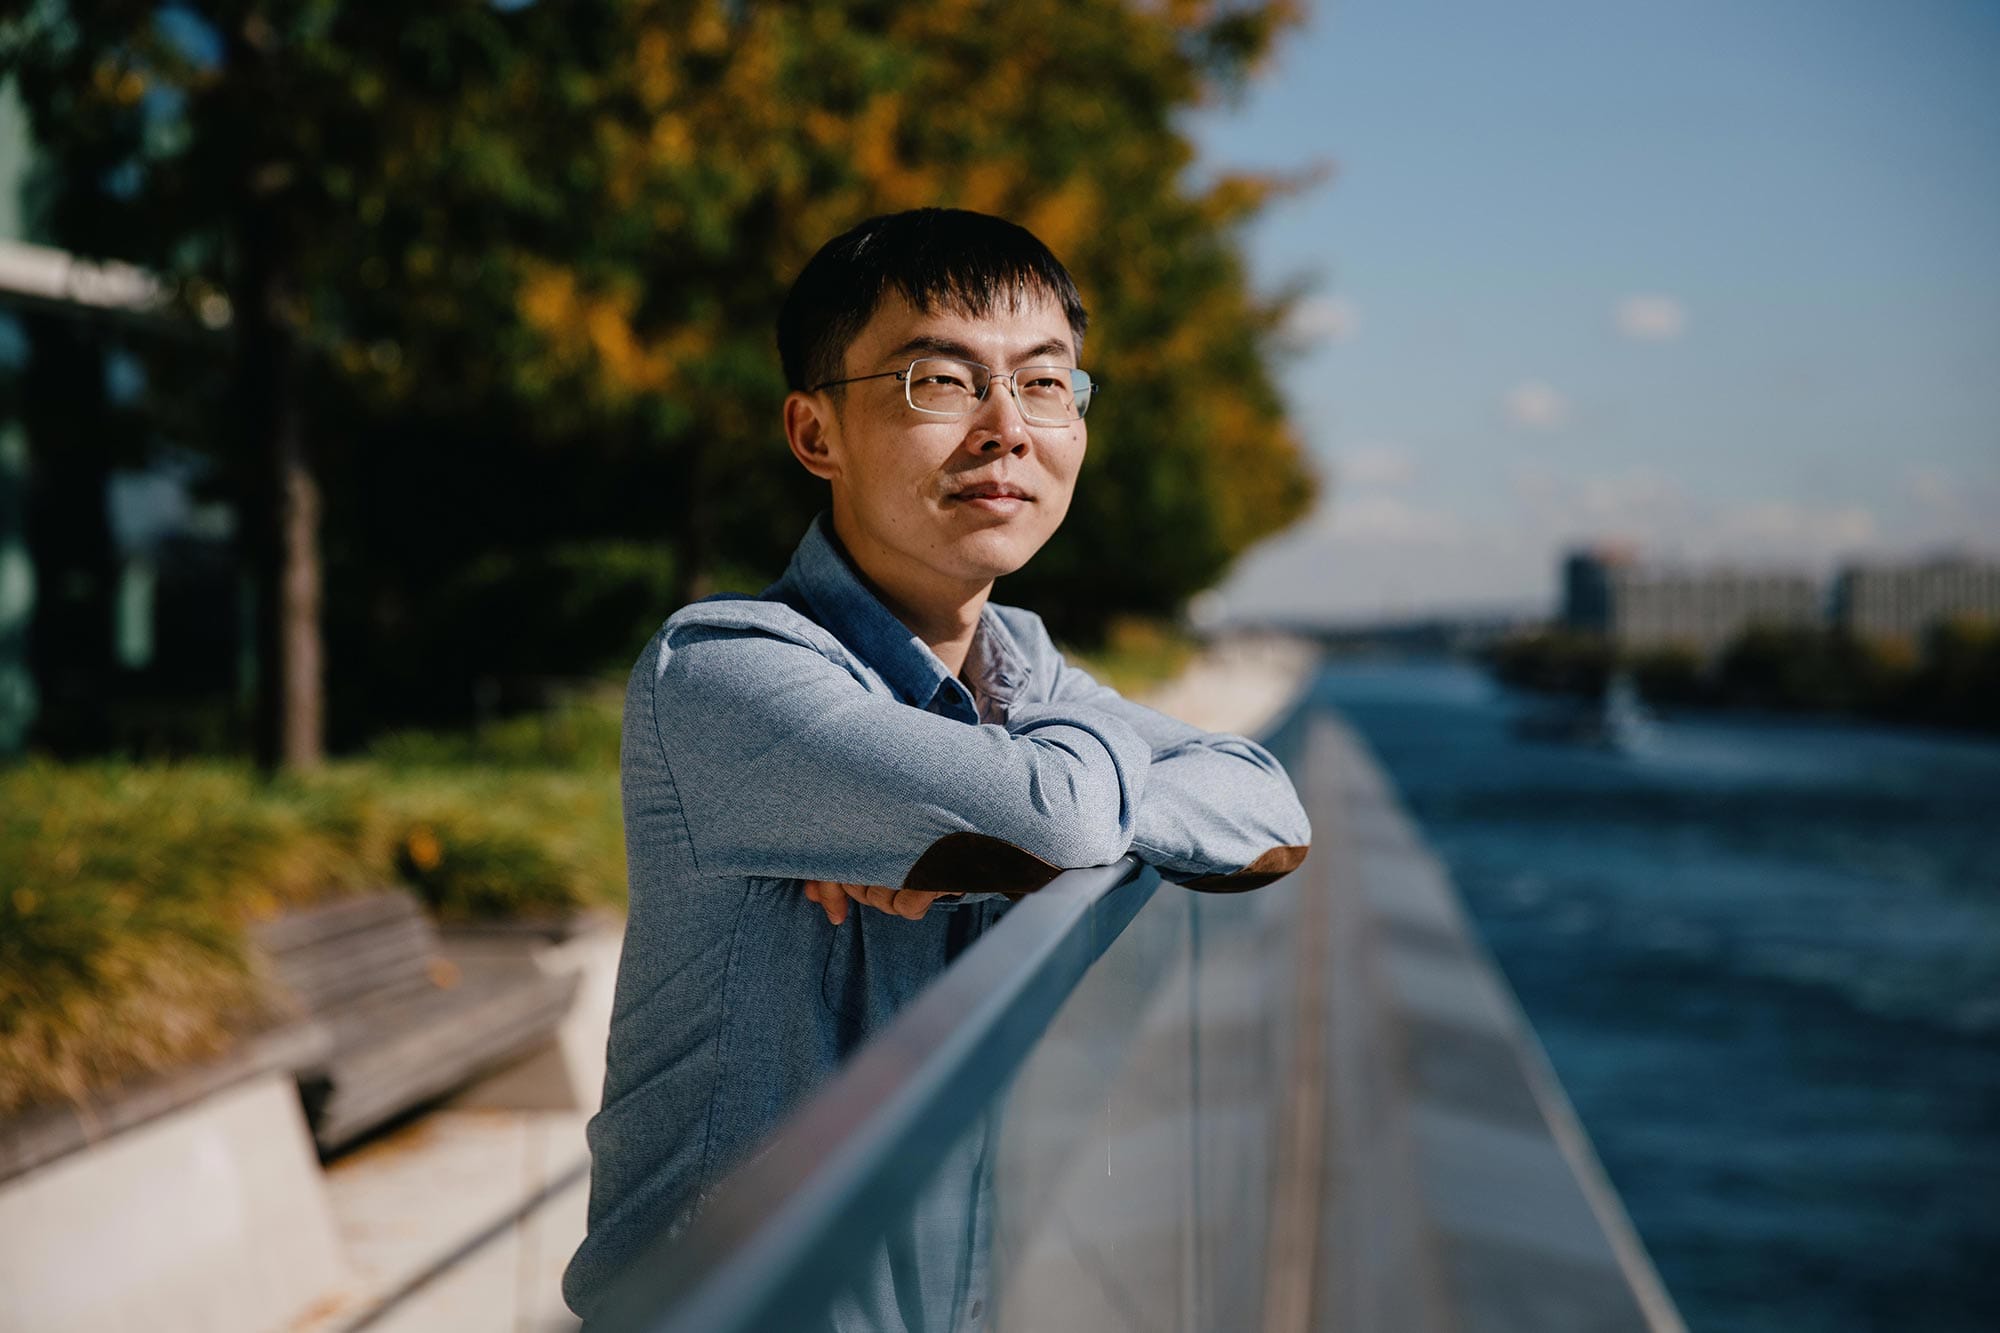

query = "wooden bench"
(251, 890), (581, 1154)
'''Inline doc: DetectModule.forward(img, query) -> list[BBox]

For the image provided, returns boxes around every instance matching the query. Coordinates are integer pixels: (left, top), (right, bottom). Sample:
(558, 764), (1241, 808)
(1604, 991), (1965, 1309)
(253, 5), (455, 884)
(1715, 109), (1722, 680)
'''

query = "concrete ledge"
(0, 1020), (329, 1186)
(442, 915), (623, 1115)
(1311, 716), (1686, 1333)
(0, 1071), (346, 1333)
(284, 914), (628, 1332)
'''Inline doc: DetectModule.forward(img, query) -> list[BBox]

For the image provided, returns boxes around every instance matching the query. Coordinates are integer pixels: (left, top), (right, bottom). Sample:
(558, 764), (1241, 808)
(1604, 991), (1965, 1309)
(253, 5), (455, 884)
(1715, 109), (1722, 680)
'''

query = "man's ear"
(784, 390), (840, 482)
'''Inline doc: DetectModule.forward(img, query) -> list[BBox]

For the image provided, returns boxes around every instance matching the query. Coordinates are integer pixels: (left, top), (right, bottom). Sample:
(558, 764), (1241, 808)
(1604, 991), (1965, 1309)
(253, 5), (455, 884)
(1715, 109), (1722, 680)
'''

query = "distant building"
(1832, 557), (2000, 642)
(1562, 547), (1820, 655)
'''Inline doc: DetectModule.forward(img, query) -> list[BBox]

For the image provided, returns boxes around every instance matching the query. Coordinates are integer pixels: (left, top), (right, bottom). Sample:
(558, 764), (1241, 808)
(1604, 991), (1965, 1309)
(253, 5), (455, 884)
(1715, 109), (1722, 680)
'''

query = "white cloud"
(1509, 465), (1690, 549)
(1287, 295), (1360, 342)
(1614, 294), (1687, 341)
(1210, 460), (1922, 626)
(1323, 493), (1463, 544)
(1574, 469), (1690, 533)
(1907, 466), (1954, 509)
(1503, 380), (1569, 429)
(1207, 516), (1547, 622)
(1900, 465), (2000, 548)
(1710, 502), (1878, 559)
(1335, 441), (1415, 489)
(1512, 464), (1878, 565)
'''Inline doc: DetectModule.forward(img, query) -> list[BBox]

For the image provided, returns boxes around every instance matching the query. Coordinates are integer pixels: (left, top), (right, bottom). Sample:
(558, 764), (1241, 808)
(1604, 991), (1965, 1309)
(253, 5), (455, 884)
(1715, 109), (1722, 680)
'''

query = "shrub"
(335, 769), (624, 924)
(1486, 630), (1616, 698)
(1067, 617), (1200, 695)
(0, 688), (626, 1114)
(1629, 646), (1704, 706)
(0, 762), (374, 1114)
(1910, 618), (2000, 730)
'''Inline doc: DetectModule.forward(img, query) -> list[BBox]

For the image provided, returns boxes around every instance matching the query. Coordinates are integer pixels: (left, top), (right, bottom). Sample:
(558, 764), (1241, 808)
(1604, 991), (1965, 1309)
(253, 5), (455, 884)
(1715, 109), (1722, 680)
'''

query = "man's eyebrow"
(886, 334), (979, 362)
(883, 333), (1077, 365)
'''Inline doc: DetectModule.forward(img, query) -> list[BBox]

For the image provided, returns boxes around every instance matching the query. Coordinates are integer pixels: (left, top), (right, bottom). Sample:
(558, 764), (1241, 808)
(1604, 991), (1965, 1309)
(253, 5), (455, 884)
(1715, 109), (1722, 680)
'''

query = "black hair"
(776, 208), (1089, 393)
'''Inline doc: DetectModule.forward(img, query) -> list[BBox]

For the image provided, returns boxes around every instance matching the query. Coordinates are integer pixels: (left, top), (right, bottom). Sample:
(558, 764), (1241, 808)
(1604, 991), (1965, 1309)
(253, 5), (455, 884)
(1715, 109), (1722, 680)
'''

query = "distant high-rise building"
(1560, 545), (1632, 637)
(1831, 557), (2000, 641)
(1561, 547), (1820, 655)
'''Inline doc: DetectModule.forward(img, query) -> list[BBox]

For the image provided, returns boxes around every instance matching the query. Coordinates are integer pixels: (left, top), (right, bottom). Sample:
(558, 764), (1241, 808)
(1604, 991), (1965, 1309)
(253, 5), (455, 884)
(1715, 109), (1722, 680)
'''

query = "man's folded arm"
(1047, 656), (1311, 890)
(641, 620), (1153, 895)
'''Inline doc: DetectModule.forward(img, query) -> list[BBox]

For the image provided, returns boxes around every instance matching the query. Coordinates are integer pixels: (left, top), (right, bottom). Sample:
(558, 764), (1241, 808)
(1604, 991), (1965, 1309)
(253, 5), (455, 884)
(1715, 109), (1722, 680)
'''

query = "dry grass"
(0, 690), (625, 1116)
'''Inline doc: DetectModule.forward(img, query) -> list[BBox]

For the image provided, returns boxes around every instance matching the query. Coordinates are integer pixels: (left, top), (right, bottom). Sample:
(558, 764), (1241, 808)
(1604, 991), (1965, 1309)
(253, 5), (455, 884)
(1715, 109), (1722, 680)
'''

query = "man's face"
(790, 287), (1087, 606)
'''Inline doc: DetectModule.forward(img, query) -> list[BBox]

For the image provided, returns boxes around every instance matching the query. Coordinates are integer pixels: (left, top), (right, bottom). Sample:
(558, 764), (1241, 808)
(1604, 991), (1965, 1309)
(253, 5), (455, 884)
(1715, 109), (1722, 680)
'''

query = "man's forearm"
(1126, 734), (1311, 885)
(1043, 656), (1311, 885)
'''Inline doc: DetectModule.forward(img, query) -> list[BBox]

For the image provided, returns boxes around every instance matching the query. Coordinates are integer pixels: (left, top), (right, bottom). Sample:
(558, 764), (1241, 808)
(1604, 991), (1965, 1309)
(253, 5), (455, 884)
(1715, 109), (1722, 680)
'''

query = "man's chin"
(945, 525), (1051, 584)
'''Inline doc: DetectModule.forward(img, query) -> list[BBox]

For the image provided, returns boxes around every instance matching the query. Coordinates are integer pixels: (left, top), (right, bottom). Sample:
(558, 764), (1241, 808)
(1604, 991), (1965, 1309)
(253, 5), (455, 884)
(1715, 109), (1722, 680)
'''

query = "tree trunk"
(268, 381), (323, 771)
(238, 207), (324, 773)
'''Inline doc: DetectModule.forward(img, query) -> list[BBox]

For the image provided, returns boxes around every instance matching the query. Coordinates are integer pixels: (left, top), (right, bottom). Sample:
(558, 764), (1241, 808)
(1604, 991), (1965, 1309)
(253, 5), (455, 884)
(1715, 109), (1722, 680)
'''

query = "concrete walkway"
(289, 1110), (590, 1333)
(279, 635), (1318, 1333)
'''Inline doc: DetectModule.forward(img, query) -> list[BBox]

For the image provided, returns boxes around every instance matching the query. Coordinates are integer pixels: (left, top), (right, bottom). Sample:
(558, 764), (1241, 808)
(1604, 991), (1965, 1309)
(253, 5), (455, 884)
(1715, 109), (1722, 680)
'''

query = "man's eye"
(920, 371), (974, 390)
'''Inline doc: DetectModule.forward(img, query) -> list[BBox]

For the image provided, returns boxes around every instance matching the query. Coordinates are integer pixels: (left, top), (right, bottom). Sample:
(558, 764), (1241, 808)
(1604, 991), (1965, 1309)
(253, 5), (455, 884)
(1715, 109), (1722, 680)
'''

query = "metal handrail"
(593, 856), (1162, 1333)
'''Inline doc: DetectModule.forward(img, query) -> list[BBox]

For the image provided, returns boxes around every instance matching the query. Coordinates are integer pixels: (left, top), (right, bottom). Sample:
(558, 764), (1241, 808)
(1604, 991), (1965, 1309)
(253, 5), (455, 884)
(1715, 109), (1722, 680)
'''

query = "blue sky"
(1187, 0), (2000, 621)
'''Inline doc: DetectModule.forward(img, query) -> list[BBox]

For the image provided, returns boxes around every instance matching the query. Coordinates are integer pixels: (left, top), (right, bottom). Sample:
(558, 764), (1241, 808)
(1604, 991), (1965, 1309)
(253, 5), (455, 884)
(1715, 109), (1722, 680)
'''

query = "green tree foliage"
(1490, 621), (2000, 732)
(1487, 628), (1616, 698)
(4, 1), (1317, 743)
(1627, 644), (1703, 705)
(1713, 626), (1903, 713)
(430, 0), (1321, 636)
(1907, 617), (2000, 731)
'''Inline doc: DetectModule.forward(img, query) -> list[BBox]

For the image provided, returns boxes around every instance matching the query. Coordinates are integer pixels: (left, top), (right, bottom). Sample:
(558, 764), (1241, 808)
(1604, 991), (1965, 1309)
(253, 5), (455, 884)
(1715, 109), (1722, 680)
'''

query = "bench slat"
(264, 923), (437, 1014)
(250, 891), (424, 953)
(248, 888), (582, 1154)
(311, 971), (581, 1152)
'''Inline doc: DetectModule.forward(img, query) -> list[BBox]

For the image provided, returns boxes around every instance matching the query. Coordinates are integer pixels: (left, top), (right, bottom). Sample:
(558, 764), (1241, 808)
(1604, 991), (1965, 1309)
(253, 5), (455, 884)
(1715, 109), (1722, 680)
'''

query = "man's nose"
(972, 374), (1034, 454)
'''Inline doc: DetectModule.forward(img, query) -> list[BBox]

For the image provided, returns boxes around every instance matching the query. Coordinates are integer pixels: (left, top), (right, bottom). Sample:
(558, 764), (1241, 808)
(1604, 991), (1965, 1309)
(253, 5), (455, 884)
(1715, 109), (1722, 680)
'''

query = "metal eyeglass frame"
(810, 357), (1097, 425)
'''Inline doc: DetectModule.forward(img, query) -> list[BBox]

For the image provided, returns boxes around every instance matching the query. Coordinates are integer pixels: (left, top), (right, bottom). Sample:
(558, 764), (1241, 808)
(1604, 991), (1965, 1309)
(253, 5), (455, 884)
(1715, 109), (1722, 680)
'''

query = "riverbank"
(1486, 621), (2000, 734)
(1319, 657), (2000, 1331)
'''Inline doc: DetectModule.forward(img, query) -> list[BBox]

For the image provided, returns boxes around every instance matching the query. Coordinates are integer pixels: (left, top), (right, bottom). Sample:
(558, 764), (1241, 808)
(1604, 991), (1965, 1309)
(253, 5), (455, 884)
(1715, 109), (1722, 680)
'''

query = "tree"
(485, 2), (1321, 637)
(5, 2), (596, 765)
(1911, 618), (2000, 730)
(3, 0), (1319, 752)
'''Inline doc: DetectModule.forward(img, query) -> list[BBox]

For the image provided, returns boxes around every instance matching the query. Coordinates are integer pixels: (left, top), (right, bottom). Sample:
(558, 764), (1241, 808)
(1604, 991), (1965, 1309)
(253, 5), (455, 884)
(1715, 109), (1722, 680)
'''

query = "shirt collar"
(780, 512), (1032, 715)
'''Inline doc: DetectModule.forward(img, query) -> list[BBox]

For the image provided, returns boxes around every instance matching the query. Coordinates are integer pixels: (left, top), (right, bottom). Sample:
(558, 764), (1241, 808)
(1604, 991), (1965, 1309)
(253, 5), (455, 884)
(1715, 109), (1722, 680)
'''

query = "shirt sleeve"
(1044, 652), (1311, 890)
(639, 613), (1154, 895)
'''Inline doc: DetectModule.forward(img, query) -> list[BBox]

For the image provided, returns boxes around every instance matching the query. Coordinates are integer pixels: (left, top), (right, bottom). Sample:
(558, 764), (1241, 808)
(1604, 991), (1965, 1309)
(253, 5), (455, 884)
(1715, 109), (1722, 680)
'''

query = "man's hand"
(803, 879), (947, 925)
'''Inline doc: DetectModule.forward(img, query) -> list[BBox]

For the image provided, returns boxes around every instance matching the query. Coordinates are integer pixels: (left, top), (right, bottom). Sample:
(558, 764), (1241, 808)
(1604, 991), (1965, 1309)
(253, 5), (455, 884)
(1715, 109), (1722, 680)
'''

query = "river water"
(1315, 659), (2000, 1332)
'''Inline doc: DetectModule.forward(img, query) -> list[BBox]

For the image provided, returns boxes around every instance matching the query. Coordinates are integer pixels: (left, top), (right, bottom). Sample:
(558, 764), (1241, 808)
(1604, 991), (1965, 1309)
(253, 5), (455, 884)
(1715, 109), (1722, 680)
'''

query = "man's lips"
(947, 481), (1034, 502)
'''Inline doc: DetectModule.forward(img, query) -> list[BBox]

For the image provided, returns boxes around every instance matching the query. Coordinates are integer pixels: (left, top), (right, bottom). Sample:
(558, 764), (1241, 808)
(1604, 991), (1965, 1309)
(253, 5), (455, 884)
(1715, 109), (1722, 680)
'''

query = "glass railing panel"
(597, 709), (1315, 1333)
(590, 862), (1160, 1333)
(988, 867), (1307, 1331)
(984, 702), (1314, 1330)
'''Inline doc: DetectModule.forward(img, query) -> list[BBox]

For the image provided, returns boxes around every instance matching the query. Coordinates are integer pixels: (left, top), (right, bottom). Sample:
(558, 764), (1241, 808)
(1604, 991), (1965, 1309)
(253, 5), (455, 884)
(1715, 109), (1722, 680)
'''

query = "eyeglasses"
(812, 357), (1097, 425)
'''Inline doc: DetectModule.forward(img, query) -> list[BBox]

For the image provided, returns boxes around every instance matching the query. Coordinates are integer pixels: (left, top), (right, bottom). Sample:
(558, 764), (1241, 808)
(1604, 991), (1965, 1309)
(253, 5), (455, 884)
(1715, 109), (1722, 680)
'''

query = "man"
(564, 208), (1309, 1326)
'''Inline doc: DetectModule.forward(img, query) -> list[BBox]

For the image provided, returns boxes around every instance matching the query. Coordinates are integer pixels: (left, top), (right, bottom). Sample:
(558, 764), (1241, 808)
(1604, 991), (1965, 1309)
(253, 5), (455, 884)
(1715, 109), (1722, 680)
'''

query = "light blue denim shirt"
(565, 513), (1309, 1326)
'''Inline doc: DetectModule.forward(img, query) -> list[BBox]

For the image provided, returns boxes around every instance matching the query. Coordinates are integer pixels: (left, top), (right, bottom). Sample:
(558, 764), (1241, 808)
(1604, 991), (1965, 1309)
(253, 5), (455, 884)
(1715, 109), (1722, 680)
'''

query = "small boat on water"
(1513, 671), (1659, 754)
